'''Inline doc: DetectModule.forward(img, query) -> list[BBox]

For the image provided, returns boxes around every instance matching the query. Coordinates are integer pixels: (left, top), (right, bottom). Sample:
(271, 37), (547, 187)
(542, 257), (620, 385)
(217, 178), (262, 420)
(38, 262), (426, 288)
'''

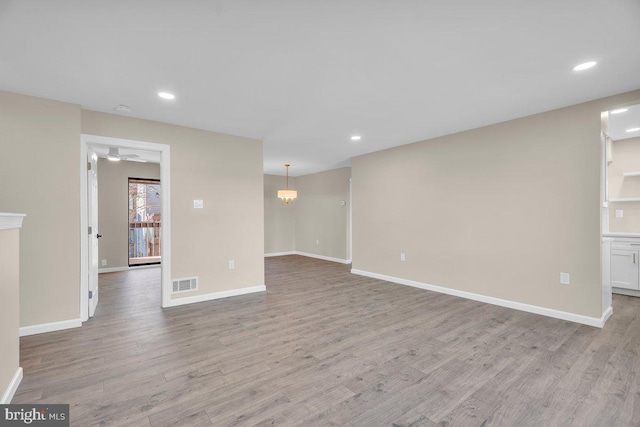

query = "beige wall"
(295, 167), (351, 260)
(264, 174), (296, 254)
(98, 159), (161, 269)
(264, 168), (351, 260)
(0, 91), (81, 327)
(0, 227), (20, 400)
(82, 110), (264, 299)
(608, 137), (640, 232)
(353, 89), (640, 319)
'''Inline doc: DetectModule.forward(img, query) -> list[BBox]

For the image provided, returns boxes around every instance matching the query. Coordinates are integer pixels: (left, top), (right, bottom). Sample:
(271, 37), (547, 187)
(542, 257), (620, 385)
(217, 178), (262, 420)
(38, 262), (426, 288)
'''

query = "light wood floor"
(14, 256), (640, 426)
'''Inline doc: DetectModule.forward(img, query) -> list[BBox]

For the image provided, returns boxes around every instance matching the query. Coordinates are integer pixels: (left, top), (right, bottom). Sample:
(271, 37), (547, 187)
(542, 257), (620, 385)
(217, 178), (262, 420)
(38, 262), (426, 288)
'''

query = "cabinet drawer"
(612, 241), (640, 250)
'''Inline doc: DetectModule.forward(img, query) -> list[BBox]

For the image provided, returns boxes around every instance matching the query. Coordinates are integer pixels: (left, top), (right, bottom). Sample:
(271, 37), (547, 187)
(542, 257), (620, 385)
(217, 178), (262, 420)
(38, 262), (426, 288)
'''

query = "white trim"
(164, 285), (266, 307)
(601, 306), (613, 325)
(351, 269), (613, 328)
(1, 367), (22, 404)
(295, 251), (352, 264)
(264, 251), (296, 257)
(609, 197), (640, 202)
(603, 232), (640, 238)
(81, 134), (172, 322)
(349, 178), (353, 262)
(612, 287), (640, 297)
(0, 213), (26, 230)
(19, 318), (82, 337)
(265, 251), (352, 264)
(99, 264), (161, 274)
(80, 139), (88, 321)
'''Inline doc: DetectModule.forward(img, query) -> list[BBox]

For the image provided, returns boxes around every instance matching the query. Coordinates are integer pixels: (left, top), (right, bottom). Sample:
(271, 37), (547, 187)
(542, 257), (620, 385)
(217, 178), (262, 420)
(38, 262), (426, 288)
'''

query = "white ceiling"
(609, 103), (640, 141)
(1, 1), (639, 176)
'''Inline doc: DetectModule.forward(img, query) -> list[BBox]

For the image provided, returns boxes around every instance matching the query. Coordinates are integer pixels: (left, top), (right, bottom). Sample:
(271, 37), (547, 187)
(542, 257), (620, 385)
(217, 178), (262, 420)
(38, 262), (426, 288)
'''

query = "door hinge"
(88, 226), (92, 235)
(89, 291), (93, 299)
(87, 162), (92, 171)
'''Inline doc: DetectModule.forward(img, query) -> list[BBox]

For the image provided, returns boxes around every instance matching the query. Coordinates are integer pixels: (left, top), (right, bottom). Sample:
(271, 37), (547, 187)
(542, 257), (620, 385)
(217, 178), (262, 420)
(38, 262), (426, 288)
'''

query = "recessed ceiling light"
(114, 104), (132, 113)
(158, 92), (175, 100)
(626, 127), (640, 133)
(571, 61), (597, 71)
(610, 108), (628, 114)
(350, 135), (362, 141)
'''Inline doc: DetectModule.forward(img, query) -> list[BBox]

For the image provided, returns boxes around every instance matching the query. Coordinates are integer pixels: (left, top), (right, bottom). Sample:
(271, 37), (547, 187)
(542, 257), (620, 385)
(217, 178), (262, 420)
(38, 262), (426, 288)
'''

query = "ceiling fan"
(102, 147), (143, 162)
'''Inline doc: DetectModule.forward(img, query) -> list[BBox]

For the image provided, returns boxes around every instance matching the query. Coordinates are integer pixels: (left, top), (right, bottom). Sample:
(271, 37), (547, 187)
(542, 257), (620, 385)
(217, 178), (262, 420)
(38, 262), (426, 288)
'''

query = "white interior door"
(87, 149), (100, 317)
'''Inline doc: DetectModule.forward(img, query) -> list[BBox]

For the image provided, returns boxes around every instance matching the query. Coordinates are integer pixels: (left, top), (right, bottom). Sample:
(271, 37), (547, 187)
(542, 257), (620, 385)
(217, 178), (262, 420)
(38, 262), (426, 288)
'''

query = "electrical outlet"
(193, 199), (204, 209)
(316, 239), (319, 245)
(560, 272), (570, 285)
(101, 259), (107, 267)
(400, 252), (406, 262)
(228, 260), (235, 270)
(616, 209), (624, 218)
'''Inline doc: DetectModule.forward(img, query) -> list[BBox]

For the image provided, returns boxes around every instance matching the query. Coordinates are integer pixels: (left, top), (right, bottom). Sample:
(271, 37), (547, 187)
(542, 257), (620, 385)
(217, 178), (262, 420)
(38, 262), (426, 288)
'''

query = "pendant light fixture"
(277, 164), (297, 204)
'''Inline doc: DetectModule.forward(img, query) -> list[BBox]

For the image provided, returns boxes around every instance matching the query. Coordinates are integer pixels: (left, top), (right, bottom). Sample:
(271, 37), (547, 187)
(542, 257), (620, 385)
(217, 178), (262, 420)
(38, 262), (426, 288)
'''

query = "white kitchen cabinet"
(611, 249), (640, 290)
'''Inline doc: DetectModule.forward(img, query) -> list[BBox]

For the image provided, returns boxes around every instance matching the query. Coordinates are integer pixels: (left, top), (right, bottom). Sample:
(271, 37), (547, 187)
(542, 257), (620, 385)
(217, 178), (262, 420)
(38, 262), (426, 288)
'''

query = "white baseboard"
(601, 306), (613, 325)
(19, 318), (83, 337)
(1, 367), (22, 404)
(351, 269), (612, 328)
(264, 251), (296, 257)
(99, 264), (161, 274)
(265, 251), (351, 264)
(294, 251), (352, 264)
(165, 285), (266, 307)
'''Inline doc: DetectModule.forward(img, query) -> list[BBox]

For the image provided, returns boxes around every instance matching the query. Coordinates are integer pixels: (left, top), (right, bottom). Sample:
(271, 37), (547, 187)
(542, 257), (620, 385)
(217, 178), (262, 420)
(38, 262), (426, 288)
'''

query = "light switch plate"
(560, 272), (570, 285)
(228, 260), (235, 269)
(193, 199), (204, 209)
(616, 209), (624, 218)
(400, 252), (406, 262)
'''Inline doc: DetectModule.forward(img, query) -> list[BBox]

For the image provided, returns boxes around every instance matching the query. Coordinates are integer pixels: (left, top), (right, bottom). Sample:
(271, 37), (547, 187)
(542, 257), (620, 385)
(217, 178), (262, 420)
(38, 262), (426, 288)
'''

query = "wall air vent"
(172, 277), (198, 294)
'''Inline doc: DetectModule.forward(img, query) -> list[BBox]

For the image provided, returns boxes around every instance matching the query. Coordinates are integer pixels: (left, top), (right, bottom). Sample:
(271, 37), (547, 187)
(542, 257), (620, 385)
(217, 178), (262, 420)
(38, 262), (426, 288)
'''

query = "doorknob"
(96, 234), (103, 239)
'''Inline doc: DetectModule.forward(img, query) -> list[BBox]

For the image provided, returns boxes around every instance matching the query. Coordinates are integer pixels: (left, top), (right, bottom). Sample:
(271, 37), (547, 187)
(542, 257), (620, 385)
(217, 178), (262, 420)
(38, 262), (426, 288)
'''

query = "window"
(128, 178), (161, 266)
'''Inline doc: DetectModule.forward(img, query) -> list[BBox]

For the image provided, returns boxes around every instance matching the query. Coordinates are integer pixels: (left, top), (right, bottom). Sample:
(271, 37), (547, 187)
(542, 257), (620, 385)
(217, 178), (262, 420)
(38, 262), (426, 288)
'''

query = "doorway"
(128, 178), (162, 267)
(602, 102), (640, 303)
(80, 134), (172, 322)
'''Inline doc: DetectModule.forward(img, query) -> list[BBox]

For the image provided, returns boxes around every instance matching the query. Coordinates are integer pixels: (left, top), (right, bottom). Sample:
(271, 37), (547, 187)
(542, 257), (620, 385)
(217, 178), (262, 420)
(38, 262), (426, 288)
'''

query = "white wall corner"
(19, 318), (83, 337)
(1, 367), (23, 404)
(351, 269), (610, 328)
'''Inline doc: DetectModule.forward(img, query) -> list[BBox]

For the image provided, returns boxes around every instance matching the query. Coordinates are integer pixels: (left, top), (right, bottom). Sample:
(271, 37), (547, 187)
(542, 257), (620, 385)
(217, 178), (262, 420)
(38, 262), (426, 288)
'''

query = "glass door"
(128, 178), (162, 266)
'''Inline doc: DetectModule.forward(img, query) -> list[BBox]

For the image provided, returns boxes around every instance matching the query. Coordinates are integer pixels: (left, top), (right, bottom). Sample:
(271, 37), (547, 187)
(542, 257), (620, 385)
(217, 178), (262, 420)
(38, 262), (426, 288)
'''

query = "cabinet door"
(611, 249), (640, 290)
